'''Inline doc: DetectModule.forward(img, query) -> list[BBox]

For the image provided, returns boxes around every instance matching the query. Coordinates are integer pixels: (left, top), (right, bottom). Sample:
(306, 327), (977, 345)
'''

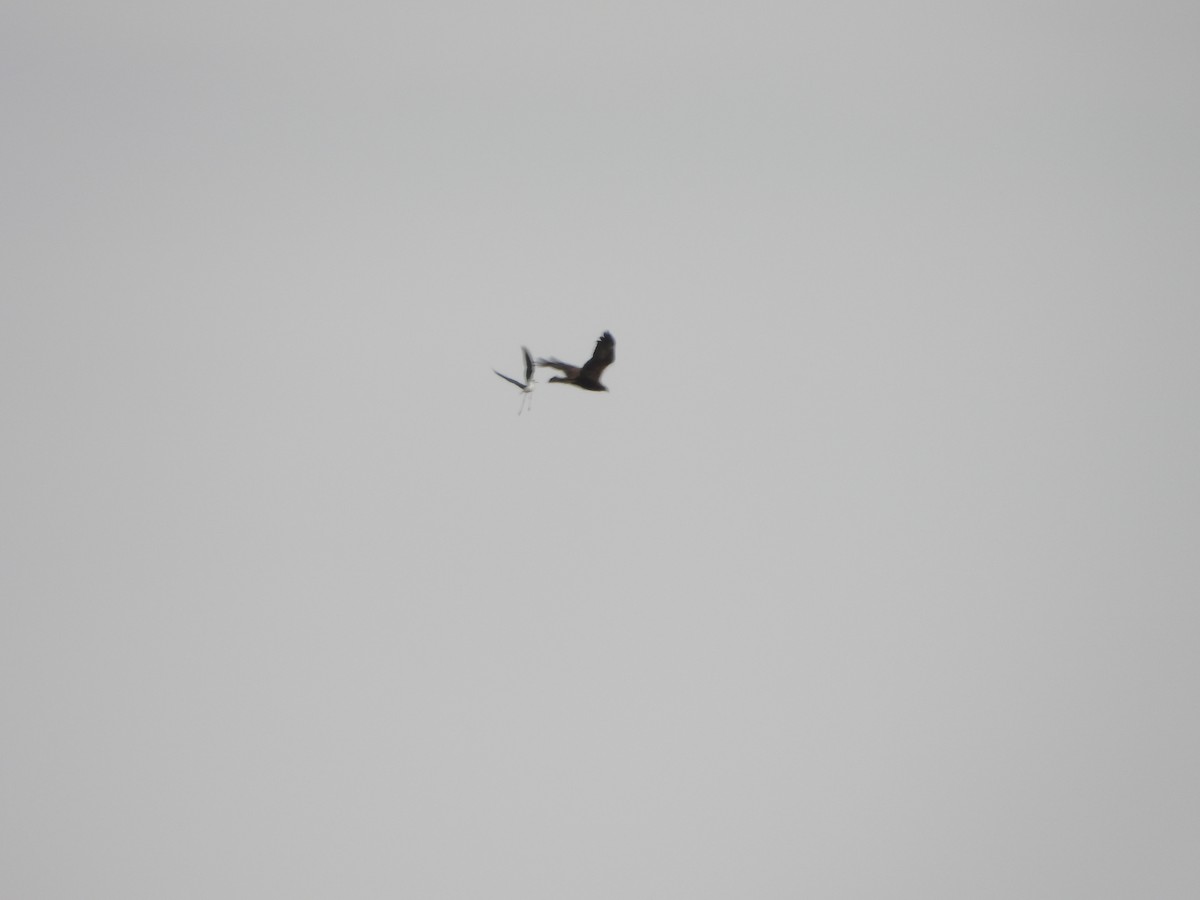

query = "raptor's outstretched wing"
(534, 357), (580, 378)
(579, 331), (615, 382)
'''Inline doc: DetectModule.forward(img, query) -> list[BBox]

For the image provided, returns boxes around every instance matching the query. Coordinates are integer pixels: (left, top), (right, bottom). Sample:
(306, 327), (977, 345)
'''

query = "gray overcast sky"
(3, 2), (1199, 897)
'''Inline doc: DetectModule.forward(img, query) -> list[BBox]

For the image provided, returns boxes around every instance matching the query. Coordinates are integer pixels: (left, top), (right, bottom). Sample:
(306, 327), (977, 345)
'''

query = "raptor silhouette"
(536, 332), (615, 392)
(493, 347), (535, 414)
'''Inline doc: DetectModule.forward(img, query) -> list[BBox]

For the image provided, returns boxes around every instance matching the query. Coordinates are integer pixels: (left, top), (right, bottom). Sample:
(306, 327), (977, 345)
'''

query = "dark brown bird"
(536, 332), (615, 392)
(493, 347), (535, 414)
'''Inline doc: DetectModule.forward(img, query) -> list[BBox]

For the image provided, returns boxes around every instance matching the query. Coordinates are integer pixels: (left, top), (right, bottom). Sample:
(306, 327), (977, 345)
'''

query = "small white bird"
(493, 346), (535, 414)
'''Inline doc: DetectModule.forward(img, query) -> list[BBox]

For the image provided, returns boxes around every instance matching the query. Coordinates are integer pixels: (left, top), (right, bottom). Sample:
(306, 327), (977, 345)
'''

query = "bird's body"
(536, 331), (615, 391)
(493, 347), (535, 414)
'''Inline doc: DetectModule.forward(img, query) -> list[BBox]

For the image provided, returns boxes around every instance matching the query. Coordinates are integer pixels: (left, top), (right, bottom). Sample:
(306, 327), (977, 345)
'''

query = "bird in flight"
(493, 346), (536, 414)
(536, 331), (615, 392)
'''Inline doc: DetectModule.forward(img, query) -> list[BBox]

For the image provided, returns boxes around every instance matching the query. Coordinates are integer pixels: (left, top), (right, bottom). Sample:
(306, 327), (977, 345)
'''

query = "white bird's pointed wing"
(493, 369), (527, 389)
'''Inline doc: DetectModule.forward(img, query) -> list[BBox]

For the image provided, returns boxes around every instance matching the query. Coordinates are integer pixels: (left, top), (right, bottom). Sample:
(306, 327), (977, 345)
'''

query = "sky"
(3, 2), (1199, 897)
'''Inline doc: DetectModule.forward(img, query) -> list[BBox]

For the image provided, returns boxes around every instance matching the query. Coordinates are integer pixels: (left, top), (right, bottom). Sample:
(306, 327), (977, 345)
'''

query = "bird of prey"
(493, 346), (536, 414)
(536, 331), (615, 392)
